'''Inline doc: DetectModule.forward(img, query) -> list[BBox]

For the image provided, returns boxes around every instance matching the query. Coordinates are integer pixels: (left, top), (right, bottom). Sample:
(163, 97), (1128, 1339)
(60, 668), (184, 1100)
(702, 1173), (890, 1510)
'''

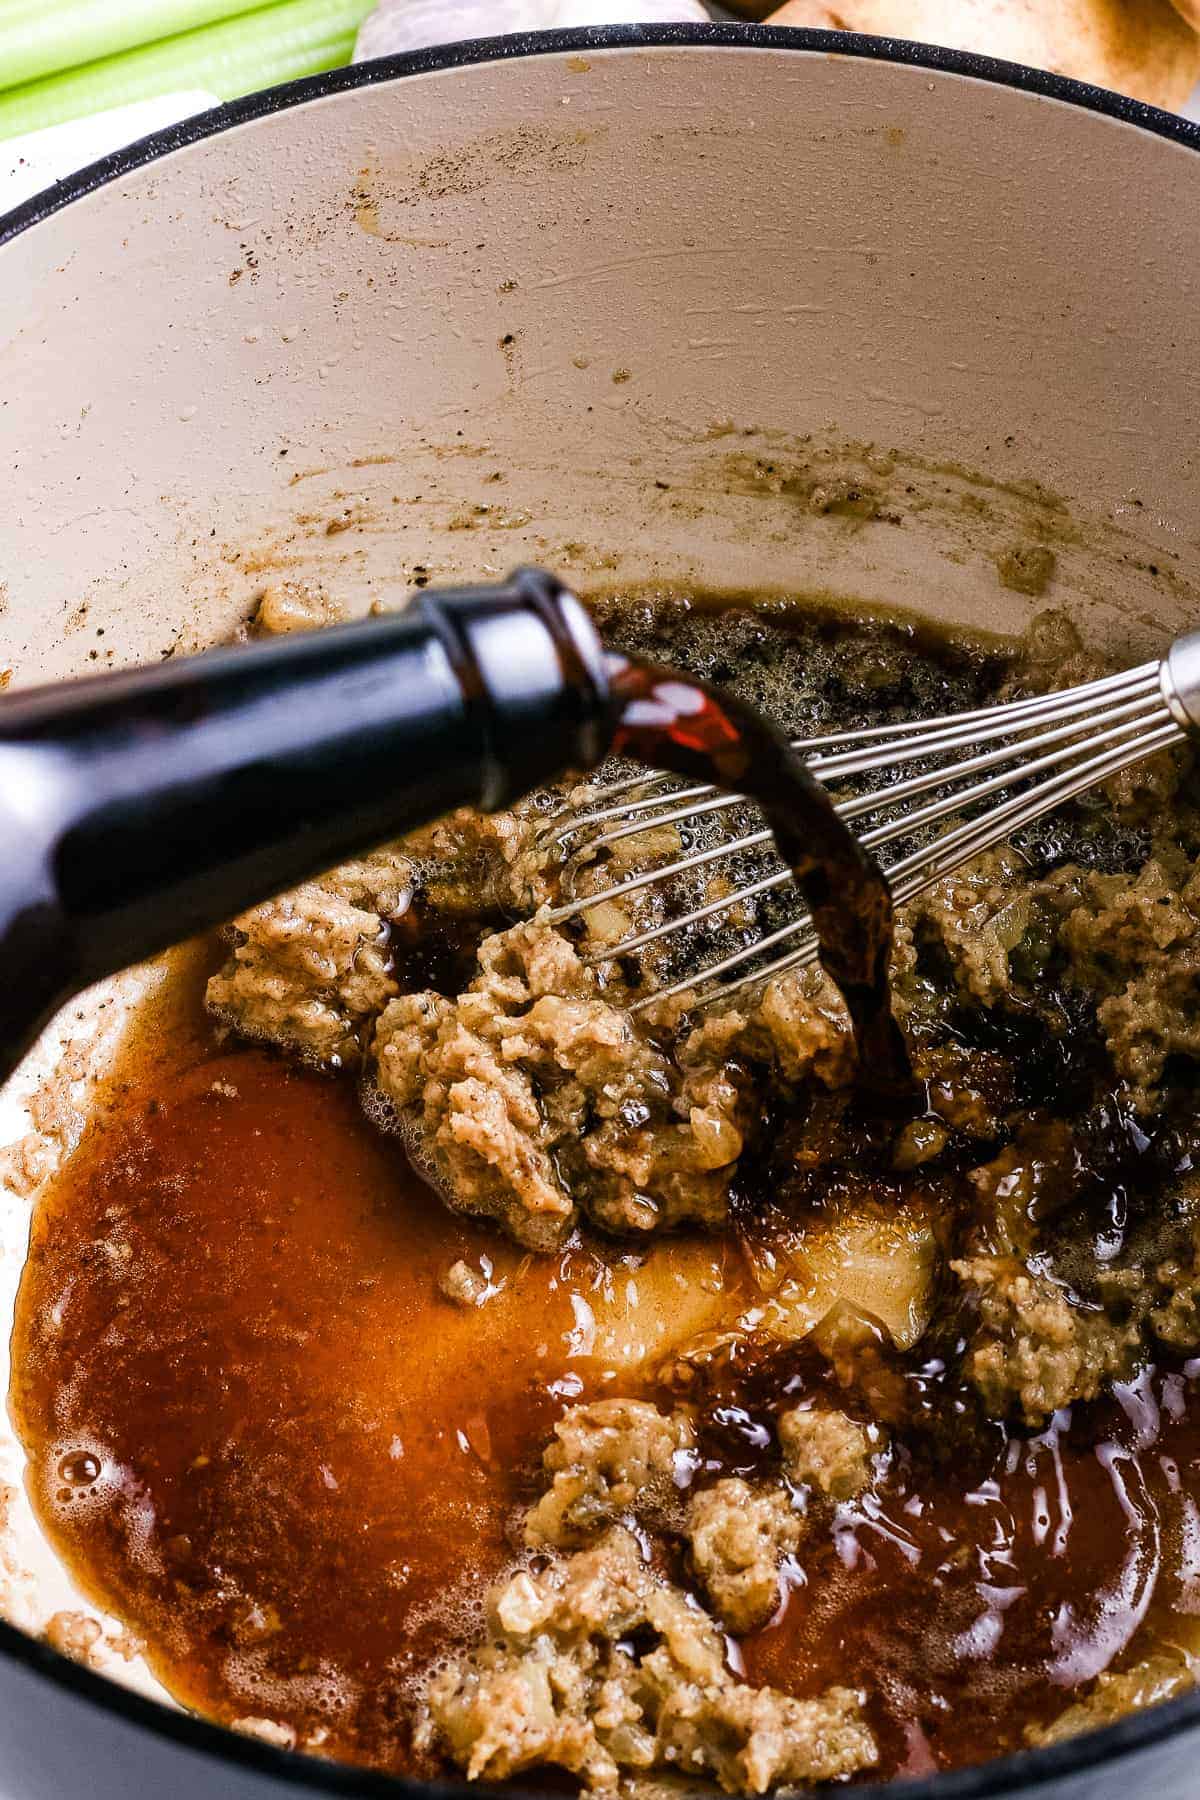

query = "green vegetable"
(0, 0), (373, 141)
(0, 1), (263, 93)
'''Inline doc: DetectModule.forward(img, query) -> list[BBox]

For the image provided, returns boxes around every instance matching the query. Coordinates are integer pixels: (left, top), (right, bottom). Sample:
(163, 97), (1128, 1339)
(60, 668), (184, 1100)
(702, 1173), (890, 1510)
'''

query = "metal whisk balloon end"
(541, 632), (1200, 1015)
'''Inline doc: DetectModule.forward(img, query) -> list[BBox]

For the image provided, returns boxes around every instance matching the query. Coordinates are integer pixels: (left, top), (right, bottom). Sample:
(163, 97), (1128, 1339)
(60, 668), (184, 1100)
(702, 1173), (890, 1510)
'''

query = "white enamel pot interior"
(1, 23), (1200, 1800)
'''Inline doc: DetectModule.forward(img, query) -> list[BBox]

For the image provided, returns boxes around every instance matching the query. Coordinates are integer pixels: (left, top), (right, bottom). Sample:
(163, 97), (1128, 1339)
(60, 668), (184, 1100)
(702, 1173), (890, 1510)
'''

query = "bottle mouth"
(419, 568), (616, 809)
(510, 570), (616, 768)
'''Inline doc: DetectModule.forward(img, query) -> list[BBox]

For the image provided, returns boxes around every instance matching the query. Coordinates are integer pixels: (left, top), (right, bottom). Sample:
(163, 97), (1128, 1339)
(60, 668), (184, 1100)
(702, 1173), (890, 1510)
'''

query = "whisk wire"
(542, 649), (1186, 1014)
(542, 662), (1162, 847)
(637, 717), (1180, 1012)
(585, 682), (1164, 860)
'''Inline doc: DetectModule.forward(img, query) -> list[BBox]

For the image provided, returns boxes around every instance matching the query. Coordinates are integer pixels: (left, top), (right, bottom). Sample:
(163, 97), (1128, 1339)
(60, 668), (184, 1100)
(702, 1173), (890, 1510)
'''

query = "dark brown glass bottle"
(0, 570), (613, 1078)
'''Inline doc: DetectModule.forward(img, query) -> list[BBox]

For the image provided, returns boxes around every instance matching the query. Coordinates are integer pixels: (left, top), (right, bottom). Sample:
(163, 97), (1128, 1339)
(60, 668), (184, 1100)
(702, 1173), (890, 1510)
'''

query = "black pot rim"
(4, 16), (1200, 242)
(3, 18), (1200, 1798)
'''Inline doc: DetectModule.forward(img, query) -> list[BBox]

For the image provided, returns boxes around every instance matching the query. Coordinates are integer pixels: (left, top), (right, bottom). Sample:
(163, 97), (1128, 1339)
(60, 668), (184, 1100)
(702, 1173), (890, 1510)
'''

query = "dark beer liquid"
(610, 656), (912, 1097)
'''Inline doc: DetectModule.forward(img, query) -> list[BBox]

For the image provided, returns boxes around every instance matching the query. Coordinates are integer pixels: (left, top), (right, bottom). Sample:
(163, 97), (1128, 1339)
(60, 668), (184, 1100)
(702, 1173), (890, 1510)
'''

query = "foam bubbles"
(359, 1077), (457, 1214)
(46, 1438), (116, 1522)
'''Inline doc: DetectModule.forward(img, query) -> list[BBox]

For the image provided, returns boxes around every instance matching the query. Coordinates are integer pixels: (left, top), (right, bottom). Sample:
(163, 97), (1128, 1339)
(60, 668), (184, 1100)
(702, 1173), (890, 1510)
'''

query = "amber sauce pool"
(9, 943), (731, 1773)
(10, 945), (1200, 1781)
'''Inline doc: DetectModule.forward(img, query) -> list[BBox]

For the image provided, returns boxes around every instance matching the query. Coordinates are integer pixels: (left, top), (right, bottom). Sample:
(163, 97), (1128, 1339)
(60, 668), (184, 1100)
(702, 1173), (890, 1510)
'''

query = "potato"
(765, 0), (1200, 110)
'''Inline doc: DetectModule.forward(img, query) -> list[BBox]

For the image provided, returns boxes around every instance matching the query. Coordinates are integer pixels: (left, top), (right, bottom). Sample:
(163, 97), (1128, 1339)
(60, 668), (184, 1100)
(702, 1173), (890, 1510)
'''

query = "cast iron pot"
(2, 22), (1200, 1800)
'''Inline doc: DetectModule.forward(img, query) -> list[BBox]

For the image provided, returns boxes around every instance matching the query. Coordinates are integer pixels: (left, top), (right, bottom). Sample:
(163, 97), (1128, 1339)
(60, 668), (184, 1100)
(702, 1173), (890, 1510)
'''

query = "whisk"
(539, 632), (1200, 1013)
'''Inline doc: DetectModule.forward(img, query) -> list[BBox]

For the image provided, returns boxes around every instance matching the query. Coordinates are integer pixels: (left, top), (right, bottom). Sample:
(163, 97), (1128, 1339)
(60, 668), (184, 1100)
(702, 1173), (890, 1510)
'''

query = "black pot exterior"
(2, 1605), (1200, 1800)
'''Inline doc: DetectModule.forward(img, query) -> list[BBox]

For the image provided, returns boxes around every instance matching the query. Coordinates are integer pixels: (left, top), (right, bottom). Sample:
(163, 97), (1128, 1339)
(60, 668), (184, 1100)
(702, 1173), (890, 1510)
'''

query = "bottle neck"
(0, 572), (613, 1076)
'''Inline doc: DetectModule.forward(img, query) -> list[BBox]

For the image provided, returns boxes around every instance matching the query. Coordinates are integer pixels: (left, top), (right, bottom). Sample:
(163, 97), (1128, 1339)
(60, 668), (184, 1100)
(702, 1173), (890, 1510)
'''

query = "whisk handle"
(1160, 633), (1200, 736)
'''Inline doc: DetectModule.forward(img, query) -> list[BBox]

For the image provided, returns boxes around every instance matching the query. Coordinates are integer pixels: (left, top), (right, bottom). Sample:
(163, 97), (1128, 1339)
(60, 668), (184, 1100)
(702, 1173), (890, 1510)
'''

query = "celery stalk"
(0, 1), (263, 93)
(0, 0), (373, 141)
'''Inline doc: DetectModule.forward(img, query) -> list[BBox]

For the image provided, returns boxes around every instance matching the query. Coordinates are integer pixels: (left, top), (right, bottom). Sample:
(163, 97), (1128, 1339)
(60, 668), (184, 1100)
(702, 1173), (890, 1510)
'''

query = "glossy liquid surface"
(10, 948), (746, 1772)
(11, 949), (1200, 1778)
